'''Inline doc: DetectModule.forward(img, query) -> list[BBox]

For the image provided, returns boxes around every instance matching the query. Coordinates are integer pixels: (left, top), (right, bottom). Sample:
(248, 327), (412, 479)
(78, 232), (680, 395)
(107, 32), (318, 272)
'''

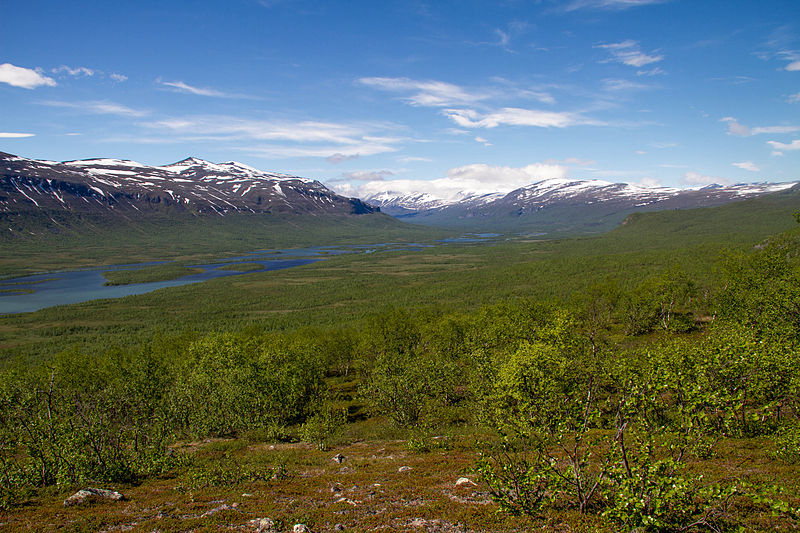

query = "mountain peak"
(166, 156), (210, 167)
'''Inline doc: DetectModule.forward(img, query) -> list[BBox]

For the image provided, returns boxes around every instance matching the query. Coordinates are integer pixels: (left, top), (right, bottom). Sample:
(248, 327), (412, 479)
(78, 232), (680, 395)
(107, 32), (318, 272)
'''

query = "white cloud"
(139, 115), (405, 160)
(52, 65), (95, 77)
(342, 170), (395, 181)
(637, 67), (666, 76)
(396, 156), (433, 163)
(158, 80), (251, 99)
(40, 100), (149, 117)
(733, 161), (759, 172)
(358, 77), (488, 107)
(786, 61), (800, 71)
(767, 139), (800, 151)
(565, 0), (668, 10)
(443, 107), (596, 129)
(474, 136), (492, 146)
(327, 182), (358, 197)
(602, 78), (651, 91)
(0, 132), (34, 138)
(682, 171), (731, 186)
(326, 153), (359, 164)
(721, 117), (800, 136)
(596, 40), (664, 68)
(110, 73), (128, 82)
(358, 162), (568, 201)
(635, 177), (662, 188)
(0, 63), (56, 89)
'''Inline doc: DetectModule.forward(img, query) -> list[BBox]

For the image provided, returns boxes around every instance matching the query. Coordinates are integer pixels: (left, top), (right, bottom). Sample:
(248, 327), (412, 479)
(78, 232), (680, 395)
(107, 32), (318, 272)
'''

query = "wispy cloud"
(341, 170), (395, 181)
(767, 139), (800, 153)
(0, 132), (35, 138)
(733, 161), (759, 172)
(358, 77), (489, 107)
(396, 156), (433, 163)
(326, 153), (360, 164)
(721, 117), (799, 136)
(137, 115), (405, 160)
(602, 78), (652, 91)
(110, 73), (128, 82)
(40, 100), (149, 117)
(158, 80), (254, 99)
(596, 40), (664, 68)
(788, 92), (800, 104)
(0, 63), (56, 89)
(443, 107), (600, 129)
(564, 0), (669, 10)
(52, 65), (95, 77)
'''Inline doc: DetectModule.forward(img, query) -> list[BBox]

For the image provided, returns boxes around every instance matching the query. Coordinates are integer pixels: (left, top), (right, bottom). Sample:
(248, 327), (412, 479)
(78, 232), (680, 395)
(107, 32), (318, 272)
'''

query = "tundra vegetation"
(0, 200), (799, 531)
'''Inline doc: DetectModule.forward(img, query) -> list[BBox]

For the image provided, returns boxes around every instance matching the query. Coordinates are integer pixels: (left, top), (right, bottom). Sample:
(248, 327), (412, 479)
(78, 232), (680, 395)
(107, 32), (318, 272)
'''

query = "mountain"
(0, 151), (376, 228)
(364, 178), (798, 235)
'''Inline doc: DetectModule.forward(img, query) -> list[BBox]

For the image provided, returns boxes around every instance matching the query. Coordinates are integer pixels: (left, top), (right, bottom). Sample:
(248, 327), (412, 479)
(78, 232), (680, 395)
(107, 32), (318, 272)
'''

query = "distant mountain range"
(0, 152), (375, 230)
(363, 178), (798, 234)
(2, 150), (796, 238)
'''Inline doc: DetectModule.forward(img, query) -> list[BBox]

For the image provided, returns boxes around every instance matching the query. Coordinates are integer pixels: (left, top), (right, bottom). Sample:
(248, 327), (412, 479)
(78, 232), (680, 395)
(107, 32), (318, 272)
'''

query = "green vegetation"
(0, 212), (451, 278)
(102, 263), (203, 285)
(1, 196), (799, 529)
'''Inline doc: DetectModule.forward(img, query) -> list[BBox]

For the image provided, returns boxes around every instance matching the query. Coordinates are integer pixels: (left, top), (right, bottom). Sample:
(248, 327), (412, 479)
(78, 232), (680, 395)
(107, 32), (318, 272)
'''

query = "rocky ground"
(2, 436), (797, 532)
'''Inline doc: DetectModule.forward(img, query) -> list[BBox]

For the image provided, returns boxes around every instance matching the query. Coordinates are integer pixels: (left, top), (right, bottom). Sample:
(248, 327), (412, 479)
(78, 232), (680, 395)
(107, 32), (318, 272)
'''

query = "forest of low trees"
(1, 228), (799, 529)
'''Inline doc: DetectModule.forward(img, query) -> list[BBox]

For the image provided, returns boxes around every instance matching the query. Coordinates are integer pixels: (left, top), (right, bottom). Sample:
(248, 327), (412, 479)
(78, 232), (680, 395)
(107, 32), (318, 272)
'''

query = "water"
(0, 238), (494, 314)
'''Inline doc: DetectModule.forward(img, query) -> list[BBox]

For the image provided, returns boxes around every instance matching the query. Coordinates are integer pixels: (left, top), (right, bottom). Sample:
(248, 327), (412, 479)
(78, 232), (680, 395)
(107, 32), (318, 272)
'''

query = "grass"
(102, 264), (203, 285)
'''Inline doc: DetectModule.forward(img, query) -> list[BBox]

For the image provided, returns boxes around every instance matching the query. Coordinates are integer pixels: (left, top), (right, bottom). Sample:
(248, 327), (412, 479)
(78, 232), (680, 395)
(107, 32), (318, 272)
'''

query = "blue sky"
(1, 0), (799, 198)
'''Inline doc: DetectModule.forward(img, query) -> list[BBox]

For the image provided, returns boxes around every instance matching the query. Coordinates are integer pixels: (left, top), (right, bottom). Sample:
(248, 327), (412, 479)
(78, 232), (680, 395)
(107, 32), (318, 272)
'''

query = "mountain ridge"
(0, 151), (376, 229)
(363, 177), (798, 234)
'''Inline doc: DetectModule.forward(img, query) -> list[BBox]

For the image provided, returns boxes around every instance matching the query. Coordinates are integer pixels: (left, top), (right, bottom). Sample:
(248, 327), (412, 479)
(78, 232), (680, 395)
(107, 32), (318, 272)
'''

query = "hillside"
(368, 178), (798, 235)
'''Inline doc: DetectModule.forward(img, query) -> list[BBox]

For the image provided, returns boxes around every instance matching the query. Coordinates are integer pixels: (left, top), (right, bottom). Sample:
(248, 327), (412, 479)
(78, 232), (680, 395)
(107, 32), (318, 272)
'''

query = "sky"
(1, 0), (799, 200)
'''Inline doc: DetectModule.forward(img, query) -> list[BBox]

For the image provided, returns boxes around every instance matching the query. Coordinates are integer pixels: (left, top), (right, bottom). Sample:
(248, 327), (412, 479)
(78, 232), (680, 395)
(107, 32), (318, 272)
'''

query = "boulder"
(249, 518), (277, 533)
(63, 487), (124, 507)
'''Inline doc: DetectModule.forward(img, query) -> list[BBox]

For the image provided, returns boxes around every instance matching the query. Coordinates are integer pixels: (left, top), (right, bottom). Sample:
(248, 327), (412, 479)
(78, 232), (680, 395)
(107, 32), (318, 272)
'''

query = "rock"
(398, 466), (412, 472)
(334, 524), (346, 531)
(330, 484), (342, 493)
(63, 487), (125, 507)
(201, 502), (241, 517)
(332, 453), (346, 464)
(337, 466), (353, 474)
(248, 517), (277, 533)
(455, 477), (477, 487)
(293, 524), (309, 533)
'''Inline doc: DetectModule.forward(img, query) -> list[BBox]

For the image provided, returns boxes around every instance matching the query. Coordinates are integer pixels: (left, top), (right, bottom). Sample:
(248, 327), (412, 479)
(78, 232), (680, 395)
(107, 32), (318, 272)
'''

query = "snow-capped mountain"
(364, 177), (799, 234)
(364, 190), (503, 215)
(0, 151), (375, 220)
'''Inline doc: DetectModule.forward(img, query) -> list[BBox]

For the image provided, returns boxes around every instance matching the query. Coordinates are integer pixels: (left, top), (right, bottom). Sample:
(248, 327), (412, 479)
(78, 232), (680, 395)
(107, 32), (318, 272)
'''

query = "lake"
(0, 240), (463, 314)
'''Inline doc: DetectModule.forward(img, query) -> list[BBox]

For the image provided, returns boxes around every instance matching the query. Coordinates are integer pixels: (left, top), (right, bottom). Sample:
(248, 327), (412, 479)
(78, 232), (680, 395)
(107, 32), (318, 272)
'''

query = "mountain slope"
(366, 178), (797, 235)
(0, 152), (375, 231)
